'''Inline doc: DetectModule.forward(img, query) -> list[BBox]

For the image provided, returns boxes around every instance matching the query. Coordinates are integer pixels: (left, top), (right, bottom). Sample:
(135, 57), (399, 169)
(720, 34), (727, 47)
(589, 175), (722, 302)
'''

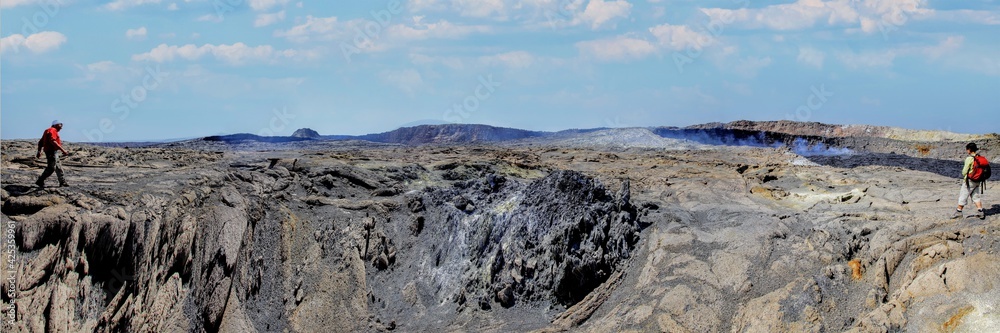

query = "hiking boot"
(951, 210), (963, 219)
(35, 179), (44, 188)
(980, 210), (987, 220)
(59, 182), (70, 188)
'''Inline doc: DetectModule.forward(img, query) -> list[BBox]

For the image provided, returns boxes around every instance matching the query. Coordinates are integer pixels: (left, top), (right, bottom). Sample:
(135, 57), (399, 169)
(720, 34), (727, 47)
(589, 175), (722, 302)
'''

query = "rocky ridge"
(2, 122), (999, 332)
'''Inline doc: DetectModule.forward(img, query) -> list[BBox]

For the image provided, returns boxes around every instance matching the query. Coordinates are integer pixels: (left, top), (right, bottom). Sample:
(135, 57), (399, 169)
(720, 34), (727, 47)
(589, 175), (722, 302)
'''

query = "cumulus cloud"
(409, 0), (520, 20)
(921, 35), (963, 59)
(731, 56), (773, 77)
(649, 24), (711, 51)
(248, 0), (290, 12)
(576, 36), (656, 62)
(126, 27), (148, 40)
(409, 0), (633, 30)
(104, 0), (162, 11)
(274, 16), (356, 43)
(698, 0), (936, 32)
(132, 42), (312, 65)
(836, 35), (964, 69)
(275, 15), (491, 48)
(255, 11), (286, 27)
(197, 14), (223, 23)
(386, 18), (492, 41)
(797, 47), (825, 69)
(479, 51), (535, 69)
(573, 0), (632, 29)
(575, 22), (711, 62)
(1, 31), (67, 55)
(838, 50), (897, 69)
(1, 0), (44, 9)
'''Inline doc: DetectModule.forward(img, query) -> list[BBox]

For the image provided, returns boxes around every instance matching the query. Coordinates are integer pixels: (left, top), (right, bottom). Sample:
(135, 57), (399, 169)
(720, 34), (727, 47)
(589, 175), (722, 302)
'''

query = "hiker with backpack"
(953, 142), (991, 220)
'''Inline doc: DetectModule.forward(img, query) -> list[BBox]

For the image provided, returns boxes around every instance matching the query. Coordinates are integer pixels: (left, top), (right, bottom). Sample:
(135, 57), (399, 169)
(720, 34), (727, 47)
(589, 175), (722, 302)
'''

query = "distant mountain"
(398, 119), (451, 128)
(355, 124), (549, 145)
(291, 128), (321, 139)
(195, 121), (997, 150)
(202, 133), (313, 143)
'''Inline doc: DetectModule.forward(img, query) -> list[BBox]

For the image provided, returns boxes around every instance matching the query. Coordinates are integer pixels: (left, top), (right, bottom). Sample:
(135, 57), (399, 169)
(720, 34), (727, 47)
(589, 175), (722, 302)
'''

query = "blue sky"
(1, 0), (998, 142)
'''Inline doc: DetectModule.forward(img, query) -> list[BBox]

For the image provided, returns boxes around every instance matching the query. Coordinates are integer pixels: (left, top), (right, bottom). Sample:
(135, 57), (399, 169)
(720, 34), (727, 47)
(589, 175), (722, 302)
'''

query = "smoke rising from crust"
(790, 138), (854, 157)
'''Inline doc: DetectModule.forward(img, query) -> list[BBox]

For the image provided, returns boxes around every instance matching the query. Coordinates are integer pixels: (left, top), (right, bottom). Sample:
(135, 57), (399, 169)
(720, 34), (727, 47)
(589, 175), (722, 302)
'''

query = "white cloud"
(1, 31), (67, 55)
(731, 56), (772, 78)
(409, 53), (469, 70)
(379, 69), (424, 96)
(197, 14), (223, 23)
(276, 15), (492, 50)
(649, 24), (710, 51)
(167, 3), (178, 10)
(86, 61), (118, 73)
(132, 43), (313, 65)
(574, 0), (632, 29)
(797, 47), (825, 69)
(409, 0), (632, 30)
(921, 35), (963, 59)
(70, 61), (140, 93)
(274, 16), (355, 43)
(248, 0), (290, 12)
(836, 35), (964, 69)
(126, 27), (148, 40)
(0, 0), (43, 8)
(387, 19), (492, 41)
(254, 11), (286, 27)
(575, 21), (712, 62)
(838, 50), (897, 69)
(699, 0), (934, 33)
(452, 0), (507, 18)
(932, 9), (1000, 25)
(576, 36), (656, 62)
(105, 0), (162, 11)
(479, 51), (535, 69)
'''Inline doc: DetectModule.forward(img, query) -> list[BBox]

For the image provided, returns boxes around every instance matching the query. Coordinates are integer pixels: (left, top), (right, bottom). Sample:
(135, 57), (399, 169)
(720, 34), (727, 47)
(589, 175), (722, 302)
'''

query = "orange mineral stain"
(942, 306), (975, 333)
(848, 259), (863, 280)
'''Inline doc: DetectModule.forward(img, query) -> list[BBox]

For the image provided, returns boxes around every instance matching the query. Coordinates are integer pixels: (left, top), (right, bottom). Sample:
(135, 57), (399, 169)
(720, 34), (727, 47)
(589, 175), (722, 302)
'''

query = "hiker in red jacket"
(36, 120), (71, 187)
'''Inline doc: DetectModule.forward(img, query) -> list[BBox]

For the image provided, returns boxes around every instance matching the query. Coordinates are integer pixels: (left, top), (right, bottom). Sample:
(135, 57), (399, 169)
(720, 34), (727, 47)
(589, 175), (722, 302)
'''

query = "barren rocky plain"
(2, 121), (999, 332)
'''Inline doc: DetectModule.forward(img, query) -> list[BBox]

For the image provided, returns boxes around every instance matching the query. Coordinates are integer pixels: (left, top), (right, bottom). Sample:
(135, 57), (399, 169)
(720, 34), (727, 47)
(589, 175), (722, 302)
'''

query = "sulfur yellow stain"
(941, 306), (975, 333)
